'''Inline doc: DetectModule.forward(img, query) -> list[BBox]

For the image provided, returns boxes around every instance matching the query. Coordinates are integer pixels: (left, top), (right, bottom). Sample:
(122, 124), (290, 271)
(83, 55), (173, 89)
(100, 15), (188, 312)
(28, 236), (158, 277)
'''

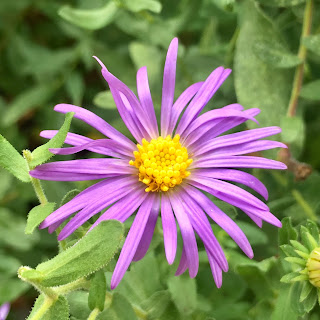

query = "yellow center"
(129, 134), (193, 192)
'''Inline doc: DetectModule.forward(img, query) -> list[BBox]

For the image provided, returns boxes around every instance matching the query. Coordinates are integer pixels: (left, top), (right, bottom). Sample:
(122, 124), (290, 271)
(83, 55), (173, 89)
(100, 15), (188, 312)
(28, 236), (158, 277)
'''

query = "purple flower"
(30, 38), (287, 289)
(0, 303), (10, 320)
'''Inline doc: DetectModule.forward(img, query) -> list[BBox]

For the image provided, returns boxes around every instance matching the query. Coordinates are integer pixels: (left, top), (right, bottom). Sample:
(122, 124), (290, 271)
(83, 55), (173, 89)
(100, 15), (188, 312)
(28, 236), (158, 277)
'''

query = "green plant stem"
(292, 189), (317, 221)
(28, 297), (55, 320)
(54, 277), (90, 295)
(87, 308), (100, 320)
(287, 0), (313, 117)
(23, 149), (48, 205)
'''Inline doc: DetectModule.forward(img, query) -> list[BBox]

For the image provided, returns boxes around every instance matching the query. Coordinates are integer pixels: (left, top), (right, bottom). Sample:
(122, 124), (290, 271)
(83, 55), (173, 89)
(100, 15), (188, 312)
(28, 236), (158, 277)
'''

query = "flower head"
(30, 38), (287, 289)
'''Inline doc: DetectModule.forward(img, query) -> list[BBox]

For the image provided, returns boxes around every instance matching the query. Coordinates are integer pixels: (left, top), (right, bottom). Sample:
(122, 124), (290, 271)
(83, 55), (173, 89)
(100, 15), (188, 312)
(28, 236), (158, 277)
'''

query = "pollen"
(130, 135), (193, 192)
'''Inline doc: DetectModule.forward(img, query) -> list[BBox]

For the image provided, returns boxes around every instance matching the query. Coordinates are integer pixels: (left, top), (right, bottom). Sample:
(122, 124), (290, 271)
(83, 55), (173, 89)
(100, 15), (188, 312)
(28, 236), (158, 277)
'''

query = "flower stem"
(54, 277), (90, 295)
(292, 189), (317, 221)
(87, 308), (100, 320)
(287, 0), (313, 117)
(28, 297), (55, 320)
(23, 149), (48, 205)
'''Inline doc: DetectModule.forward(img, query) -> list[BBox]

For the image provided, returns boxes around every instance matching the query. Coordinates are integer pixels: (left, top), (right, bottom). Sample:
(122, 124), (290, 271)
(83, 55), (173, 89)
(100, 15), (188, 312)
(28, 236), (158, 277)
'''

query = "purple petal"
(54, 104), (135, 150)
(192, 168), (269, 200)
(193, 156), (287, 170)
(89, 188), (148, 230)
(50, 139), (133, 158)
(176, 67), (231, 135)
(161, 38), (178, 137)
(0, 303), (10, 320)
(205, 246), (223, 288)
(58, 183), (143, 240)
(29, 171), (117, 181)
(111, 193), (157, 289)
(175, 246), (188, 276)
(200, 140), (287, 158)
(161, 193), (177, 265)
(194, 126), (282, 156)
(188, 176), (268, 211)
(169, 192), (199, 278)
(245, 212), (263, 228)
(136, 66), (159, 138)
(132, 195), (160, 261)
(179, 191), (228, 271)
(183, 185), (253, 258)
(40, 176), (137, 228)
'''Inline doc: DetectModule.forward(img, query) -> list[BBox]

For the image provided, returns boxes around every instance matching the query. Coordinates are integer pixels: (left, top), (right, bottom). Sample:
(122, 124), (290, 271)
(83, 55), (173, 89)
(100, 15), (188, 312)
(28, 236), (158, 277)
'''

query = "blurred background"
(1, 0), (320, 319)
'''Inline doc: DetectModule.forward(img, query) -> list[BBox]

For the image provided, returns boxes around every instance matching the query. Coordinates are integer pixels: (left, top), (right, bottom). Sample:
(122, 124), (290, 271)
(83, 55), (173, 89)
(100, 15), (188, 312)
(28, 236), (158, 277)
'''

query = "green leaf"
(305, 220), (320, 243)
(236, 221), (268, 245)
(300, 80), (320, 101)
(280, 272), (301, 283)
(280, 116), (304, 143)
(97, 293), (137, 320)
(281, 244), (300, 258)
(65, 71), (85, 106)
(140, 290), (171, 319)
(253, 40), (301, 68)
(30, 220), (123, 287)
(88, 270), (106, 311)
(167, 276), (197, 315)
(271, 284), (299, 320)
(290, 282), (306, 315)
(25, 202), (56, 235)
(67, 291), (91, 320)
(27, 294), (69, 320)
(2, 84), (55, 127)
(302, 286), (317, 312)
(0, 134), (30, 182)
(29, 112), (74, 168)
(59, 2), (118, 30)
(256, 0), (305, 7)
(60, 189), (81, 206)
(93, 91), (117, 109)
(121, 0), (162, 13)
(279, 217), (298, 246)
(300, 226), (316, 252)
(300, 281), (313, 302)
(302, 34), (320, 55)
(234, 0), (291, 128)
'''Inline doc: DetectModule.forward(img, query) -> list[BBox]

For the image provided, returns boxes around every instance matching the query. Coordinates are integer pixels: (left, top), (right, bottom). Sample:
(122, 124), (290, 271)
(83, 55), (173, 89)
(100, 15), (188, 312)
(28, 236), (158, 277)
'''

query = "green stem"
(287, 0), (313, 117)
(292, 189), (317, 221)
(23, 149), (48, 205)
(28, 297), (55, 320)
(87, 308), (101, 320)
(54, 277), (90, 295)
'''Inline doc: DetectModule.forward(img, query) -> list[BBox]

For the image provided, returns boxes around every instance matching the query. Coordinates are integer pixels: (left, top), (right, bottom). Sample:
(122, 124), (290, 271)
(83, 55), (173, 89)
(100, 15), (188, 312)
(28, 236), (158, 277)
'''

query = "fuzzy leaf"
(140, 290), (171, 319)
(27, 294), (69, 320)
(300, 80), (320, 101)
(29, 112), (74, 168)
(88, 270), (106, 311)
(32, 220), (123, 287)
(25, 202), (56, 235)
(234, 0), (291, 128)
(0, 134), (30, 182)
(59, 2), (118, 30)
(302, 34), (320, 55)
(253, 40), (301, 68)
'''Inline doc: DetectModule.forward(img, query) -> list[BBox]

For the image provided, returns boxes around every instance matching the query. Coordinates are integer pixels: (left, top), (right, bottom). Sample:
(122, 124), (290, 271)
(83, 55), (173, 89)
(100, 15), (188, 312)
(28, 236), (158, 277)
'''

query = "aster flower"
(30, 38), (287, 289)
(0, 303), (10, 320)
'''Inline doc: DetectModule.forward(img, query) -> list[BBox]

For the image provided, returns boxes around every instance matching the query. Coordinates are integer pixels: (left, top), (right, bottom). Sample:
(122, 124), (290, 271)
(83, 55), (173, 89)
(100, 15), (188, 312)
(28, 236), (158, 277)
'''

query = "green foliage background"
(1, 0), (320, 319)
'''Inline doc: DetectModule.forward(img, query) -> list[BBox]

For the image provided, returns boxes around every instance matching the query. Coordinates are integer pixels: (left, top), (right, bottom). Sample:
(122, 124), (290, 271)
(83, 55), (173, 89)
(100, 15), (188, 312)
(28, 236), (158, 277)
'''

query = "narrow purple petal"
(29, 171), (116, 181)
(40, 176), (137, 228)
(54, 104), (135, 150)
(245, 212), (263, 228)
(136, 66), (159, 138)
(132, 195), (160, 261)
(188, 176), (268, 211)
(179, 191), (228, 271)
(50, 139), (133, 158)
(205, 246), (223, 288)
(169, 192), (199, 278)
(192, 156), (287, 170)
(176, 67), (231, 135)
(161, 193), (177, 265)
(169, 82), (203, 134)
(111, 193), (157, 289)
(58, 183), (142, 240)
(0, 303), (10, 320)
(183, 185), (253, 258)
(175, 246), (188, 276)
(194, 126), (282, 156)
(200, 140), (287, 158)
(192, 169), (269, 200)
(161, 38), (178, 137)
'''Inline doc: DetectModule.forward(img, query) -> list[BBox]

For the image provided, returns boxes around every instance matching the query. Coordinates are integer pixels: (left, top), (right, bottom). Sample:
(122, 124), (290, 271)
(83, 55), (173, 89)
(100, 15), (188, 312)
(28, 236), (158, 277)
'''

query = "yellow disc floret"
(129, 135), (193, 192)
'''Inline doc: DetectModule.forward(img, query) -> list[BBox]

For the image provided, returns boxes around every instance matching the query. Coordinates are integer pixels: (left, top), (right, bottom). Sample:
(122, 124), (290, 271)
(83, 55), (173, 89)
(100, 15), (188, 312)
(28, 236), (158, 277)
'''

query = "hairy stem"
(287, 0), (313, 117)
(87, 308), (101, 320)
